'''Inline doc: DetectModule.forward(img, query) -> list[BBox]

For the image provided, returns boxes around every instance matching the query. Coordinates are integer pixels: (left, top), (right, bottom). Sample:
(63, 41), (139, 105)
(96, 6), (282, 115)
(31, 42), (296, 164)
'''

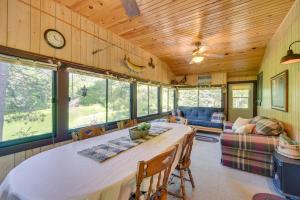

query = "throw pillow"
(232, 117), (251, 132)
(211, 112), (224, 123)
(235, 124), (256, 134)
(255, 118), (284, 136)
(250, 116), (266, 124)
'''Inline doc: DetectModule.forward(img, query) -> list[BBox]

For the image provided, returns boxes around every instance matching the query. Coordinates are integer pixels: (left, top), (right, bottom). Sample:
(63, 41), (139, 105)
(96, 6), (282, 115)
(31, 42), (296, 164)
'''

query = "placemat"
(78, 125), (172, 162)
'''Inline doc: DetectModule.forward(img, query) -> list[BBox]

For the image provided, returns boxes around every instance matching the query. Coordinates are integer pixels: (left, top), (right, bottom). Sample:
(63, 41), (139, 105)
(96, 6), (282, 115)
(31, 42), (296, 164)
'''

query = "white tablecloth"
(0, 122), (191, 200)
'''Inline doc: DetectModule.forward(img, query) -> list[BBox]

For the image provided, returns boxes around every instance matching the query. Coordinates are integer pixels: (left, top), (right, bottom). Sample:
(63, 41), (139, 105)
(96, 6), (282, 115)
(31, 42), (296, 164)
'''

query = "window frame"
(178, 87), (223, 108)
(67, 77), (132, 133)
(0, 48), (174, 156)
(0, 67), (57, 149)
(232, 89), (250, 109)
(161, 87), (175, 113)
(136, 83), (159, 118)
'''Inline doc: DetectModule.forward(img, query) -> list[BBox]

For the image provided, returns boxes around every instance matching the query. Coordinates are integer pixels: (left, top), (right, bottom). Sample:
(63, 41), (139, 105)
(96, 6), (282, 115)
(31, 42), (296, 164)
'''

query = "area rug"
(252, 193), (285, 200)
(195, 134), (219, 143)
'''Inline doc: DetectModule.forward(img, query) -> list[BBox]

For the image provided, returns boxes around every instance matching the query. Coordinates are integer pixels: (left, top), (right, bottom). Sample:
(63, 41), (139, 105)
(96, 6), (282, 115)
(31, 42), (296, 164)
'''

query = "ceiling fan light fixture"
(192, 56), (204, 63)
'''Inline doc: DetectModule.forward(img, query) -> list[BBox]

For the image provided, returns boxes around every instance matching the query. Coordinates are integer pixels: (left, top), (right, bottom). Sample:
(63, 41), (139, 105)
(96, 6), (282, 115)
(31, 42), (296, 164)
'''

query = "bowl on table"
(129, 123), (151, 140)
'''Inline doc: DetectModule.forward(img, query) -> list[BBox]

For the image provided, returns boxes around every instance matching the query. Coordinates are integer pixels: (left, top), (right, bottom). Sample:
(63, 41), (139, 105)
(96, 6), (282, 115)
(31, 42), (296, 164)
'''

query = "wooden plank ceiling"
(54, 0), (295, 76)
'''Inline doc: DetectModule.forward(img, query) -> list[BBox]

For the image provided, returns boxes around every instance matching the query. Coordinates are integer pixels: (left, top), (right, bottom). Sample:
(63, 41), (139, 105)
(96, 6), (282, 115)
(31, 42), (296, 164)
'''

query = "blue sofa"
(178, 106), (224, 132)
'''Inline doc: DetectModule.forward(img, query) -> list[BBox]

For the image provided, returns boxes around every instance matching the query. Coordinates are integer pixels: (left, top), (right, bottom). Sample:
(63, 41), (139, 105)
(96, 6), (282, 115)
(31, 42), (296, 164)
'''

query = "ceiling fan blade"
(199, 45), (208, 53)
(204, 53), (224, 58)
(120, 0), (140, 17)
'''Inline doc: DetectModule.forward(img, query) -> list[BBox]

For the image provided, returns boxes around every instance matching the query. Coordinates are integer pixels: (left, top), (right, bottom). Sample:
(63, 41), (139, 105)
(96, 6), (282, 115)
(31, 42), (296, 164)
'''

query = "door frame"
(226, 80), (257, 120)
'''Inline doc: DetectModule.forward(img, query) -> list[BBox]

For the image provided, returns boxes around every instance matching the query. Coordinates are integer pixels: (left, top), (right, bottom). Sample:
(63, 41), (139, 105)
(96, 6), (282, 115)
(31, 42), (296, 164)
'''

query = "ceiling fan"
(120, 0), (140, 17)
(189, 41), (224, 64)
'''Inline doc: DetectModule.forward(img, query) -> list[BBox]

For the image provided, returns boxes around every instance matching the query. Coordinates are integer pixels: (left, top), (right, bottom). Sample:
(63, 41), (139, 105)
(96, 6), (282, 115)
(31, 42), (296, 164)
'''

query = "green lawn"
(2, 104), (129, 142)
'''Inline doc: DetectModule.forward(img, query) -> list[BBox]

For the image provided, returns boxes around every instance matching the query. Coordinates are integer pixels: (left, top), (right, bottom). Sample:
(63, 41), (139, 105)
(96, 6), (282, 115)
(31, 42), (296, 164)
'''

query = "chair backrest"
(178, 131), (195, 168)
(72, 126), (105, 141)
(179, 117), (188, 125)
(168, 115), (177, 123)
(117, 119), (138, 129)
(125, 119), (138, 128)
(135, 145), (178, 200)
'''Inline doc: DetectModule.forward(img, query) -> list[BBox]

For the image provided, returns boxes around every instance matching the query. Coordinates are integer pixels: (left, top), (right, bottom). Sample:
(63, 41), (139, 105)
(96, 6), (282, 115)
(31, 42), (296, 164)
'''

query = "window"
(69, 73), (131, 129)
(232, 89), (249, 109)
(162, 87), (175, 112)
(199, 88), (222, 108)
(168, 88), (175, 111)
(69, 73), (106, 129)
(162, 88), (169, 112)
(178, 88), (198, 107)
(137, 83), (158, 117)
(178, 88), (222, 108)
(107, 79), (130, 122)
(0, 61), (54, 142)
(149, 85), (158, 114)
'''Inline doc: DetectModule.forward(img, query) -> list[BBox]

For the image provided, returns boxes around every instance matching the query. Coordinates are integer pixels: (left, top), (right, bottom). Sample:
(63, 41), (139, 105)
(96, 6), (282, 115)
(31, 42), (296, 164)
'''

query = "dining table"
(0, 122), (192, 200)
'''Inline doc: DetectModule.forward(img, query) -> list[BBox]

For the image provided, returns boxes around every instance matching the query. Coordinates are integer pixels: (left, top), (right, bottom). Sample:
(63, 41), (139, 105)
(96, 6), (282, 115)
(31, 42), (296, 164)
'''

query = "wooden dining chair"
(179, 117), (188, 125)
(72, 126), (105, 141)
(117, 119), (138, 129)
(124, 119), (138, 128)
(168, 131), (196, 199)
(167, 115), (177, 123)
(131, 144), (178, 200)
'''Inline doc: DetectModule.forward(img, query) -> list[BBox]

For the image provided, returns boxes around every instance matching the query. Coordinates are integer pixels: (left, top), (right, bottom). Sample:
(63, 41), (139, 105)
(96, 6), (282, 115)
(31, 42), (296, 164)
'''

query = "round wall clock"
(44, 29), (66, 49)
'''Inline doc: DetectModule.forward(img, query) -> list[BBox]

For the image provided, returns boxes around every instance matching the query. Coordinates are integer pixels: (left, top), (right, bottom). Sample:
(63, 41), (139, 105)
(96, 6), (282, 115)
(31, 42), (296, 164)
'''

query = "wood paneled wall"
(0, 0), (174, 84)
(227, 76), (257, 82)
(175, 72), (228, 86)
(258, 0), (300, 141)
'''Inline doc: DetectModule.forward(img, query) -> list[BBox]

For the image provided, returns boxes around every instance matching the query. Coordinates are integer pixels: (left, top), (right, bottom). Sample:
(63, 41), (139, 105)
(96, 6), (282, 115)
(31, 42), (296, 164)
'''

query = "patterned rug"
(195, 134), (219, 143)
(252, 193), (285, 200)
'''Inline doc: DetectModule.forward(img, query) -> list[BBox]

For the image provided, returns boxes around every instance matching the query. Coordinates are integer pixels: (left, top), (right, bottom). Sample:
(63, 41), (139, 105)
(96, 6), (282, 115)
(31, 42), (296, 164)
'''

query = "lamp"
(281, 40), (300, 64)
(81, 85), (88, 97)
(190, 51), (204, 64)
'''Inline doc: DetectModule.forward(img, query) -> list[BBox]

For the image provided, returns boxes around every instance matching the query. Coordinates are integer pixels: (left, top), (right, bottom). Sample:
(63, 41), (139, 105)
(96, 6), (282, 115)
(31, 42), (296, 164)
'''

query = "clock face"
(44, 29), (65, 49)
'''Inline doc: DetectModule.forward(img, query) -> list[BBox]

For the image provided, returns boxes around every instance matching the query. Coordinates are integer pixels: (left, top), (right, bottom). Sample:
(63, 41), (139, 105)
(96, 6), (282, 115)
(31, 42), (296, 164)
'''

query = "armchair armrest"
(223, 121), (233, 131)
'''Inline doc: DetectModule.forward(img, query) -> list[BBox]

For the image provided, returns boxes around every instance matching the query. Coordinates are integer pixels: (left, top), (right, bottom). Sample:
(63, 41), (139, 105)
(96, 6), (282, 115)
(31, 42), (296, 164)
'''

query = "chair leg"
(179, 169), (186, 200)
(187, 168), (195, 188)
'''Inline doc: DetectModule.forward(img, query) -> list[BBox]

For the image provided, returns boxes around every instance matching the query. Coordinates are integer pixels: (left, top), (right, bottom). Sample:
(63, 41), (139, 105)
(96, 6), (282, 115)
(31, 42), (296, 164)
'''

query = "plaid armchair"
(220, 121), (279, 177)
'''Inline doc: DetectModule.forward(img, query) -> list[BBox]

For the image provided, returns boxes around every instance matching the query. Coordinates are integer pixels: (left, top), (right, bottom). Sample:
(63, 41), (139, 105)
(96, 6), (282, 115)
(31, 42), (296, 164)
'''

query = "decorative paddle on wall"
(124, 55), (146, 73)
(120, 0), (140, 17)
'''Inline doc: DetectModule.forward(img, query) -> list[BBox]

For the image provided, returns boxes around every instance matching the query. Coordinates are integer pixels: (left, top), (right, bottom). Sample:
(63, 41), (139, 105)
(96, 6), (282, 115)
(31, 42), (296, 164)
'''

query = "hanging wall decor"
(271, 70), (288, 112)
(124, 55), (146, 73)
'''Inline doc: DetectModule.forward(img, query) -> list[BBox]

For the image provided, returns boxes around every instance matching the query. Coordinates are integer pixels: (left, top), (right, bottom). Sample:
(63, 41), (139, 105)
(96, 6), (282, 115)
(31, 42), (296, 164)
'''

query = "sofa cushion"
(250, 116), (266, 124)
(188, 119), (223, 129)
(221, 132), (278, 153)
(235, 124), (256, 134)
(232, 117), (251, 131)
(255, 118), (284, 136)
(211, 112), (225, 123)
(178, 106), (224, 121)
